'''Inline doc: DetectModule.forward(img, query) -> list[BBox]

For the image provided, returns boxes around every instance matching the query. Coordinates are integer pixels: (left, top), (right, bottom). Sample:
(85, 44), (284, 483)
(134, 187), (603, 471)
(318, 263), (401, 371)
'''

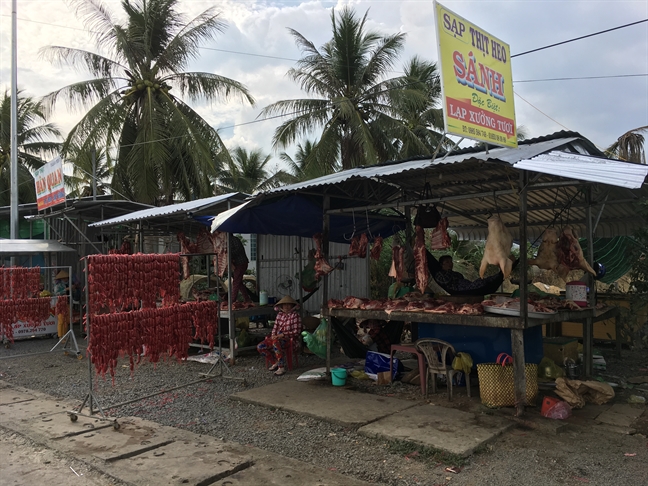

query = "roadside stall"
(88, 192), (270, 362)
(212, 131), (648, 416)
(0, 239), (81, 357)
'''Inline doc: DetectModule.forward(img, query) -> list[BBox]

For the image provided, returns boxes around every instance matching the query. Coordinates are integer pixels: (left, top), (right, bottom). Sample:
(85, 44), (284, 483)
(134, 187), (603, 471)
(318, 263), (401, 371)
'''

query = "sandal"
(274, 368), (286, 376)
(268, 363), (279, 371)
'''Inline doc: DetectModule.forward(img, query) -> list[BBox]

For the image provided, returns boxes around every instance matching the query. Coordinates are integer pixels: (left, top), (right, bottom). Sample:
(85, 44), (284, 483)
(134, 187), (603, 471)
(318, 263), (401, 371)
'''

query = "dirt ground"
(1, 334), (647, 486)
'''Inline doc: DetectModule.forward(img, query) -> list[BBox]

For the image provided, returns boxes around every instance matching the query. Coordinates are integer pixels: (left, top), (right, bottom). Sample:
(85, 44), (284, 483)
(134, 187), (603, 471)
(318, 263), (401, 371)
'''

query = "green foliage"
(0, 90), (62, 205)
(41, 0), (254, 204)
(216, 147), (291, 194)
(261, 7), (440, 171)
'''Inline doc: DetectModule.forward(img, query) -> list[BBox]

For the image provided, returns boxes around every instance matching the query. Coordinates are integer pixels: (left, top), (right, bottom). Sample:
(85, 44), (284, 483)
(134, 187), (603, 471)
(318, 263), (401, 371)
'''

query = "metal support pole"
(92, 148), (97, 201)
(298, 236), (304, 318)
(514, 170), (529, 417)
(322, 196), (331, 375)
(9, 0), (18, 243)
(584, 188), (595, 377)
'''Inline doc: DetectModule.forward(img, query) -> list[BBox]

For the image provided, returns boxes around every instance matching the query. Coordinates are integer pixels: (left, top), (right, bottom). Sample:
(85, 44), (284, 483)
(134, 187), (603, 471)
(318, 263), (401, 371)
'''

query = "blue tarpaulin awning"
(211, 195), (403, 243)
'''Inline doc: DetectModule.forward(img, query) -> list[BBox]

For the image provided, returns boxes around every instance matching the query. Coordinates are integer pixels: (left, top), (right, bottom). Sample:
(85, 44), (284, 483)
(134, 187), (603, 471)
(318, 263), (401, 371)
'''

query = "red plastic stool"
(264, 337), (299, 371)
(390, 343), (426, 396)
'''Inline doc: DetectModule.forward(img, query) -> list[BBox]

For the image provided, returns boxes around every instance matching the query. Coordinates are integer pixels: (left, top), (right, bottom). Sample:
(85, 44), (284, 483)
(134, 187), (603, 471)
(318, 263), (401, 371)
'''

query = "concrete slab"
(595, 403), (644, 428)
(0, 381), (373, 486)
(101, 439), (251, 486)
(358, 404), (514, 457)
(231, 380), (418, 427)
(211, 461), (369, 486)
(56, 417), (174, 461)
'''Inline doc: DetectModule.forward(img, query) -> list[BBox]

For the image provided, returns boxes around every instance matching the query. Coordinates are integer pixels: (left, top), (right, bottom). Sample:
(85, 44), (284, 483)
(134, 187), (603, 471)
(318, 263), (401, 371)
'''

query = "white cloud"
(1, 0), (646, 158)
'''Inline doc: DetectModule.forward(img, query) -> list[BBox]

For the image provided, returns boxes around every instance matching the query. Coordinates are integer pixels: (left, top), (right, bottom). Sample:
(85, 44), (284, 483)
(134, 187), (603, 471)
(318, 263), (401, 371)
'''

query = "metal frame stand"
(67, 257), (118, 429)
(196, 252), (244, 382)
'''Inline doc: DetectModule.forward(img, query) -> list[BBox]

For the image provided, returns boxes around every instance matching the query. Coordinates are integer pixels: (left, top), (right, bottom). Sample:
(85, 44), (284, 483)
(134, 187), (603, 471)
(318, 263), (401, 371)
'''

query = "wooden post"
(583, 188), (594, 377)
(511, 328), (526, 415)
(515, 170), (528, 417)
(615, 313), (622, 359)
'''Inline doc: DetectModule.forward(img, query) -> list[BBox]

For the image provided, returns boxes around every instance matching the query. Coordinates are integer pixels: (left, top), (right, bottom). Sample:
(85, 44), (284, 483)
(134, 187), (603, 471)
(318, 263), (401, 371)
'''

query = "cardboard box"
(543, 337), (579, 365)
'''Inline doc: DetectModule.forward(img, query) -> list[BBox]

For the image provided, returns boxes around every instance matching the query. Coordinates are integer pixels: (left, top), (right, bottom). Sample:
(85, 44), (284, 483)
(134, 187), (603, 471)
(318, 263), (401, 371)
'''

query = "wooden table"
(221, 305), (278, 361)
(323, 306), (617, 414)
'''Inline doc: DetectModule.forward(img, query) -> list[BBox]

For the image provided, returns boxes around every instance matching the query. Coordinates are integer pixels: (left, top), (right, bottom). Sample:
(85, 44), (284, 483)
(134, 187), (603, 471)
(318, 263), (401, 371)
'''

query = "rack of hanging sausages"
(1, 266), (71, 345)
(84, 253), (219, 385)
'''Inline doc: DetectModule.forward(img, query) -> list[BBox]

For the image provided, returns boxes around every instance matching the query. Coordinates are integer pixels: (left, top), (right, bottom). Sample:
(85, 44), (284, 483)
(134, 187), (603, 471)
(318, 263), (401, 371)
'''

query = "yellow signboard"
(435, 2), (517, 148)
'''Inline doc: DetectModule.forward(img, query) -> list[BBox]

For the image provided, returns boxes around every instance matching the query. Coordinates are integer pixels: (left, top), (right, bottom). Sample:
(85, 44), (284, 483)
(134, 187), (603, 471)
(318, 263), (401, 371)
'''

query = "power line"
(514, 74), (648, 83)
(511, 19), (648, 58)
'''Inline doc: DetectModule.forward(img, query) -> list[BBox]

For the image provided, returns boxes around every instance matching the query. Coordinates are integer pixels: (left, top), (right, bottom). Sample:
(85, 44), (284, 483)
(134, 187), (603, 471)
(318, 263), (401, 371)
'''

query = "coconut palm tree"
(280, 139), (341, 182)
(0, 90), (62, 206)
(215, 147), (291, 194)
(261, 7), (432, 171)
(388, 56), (446, 158)
(41, 0), (255, 205)
(606, 126), (647, 164)
(64, 145), (113, 199)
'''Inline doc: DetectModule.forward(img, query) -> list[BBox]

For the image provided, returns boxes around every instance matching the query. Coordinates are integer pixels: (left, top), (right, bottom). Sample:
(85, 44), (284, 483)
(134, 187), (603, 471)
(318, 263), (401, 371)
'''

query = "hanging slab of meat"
(177, 232), (196, 280)
(348, 235), (361, 256)
(430, 217), (451, 250)
(313, 233), (335, 278)
(528, 227), (559, 272)
(413, 225), (428, 293)
(211, 231), (228, 277)
(357, 233), (369, 257)
(556, 226), (596, 278)
(389, 245), (406, 280)
(370, 236), (383, 260)
(480, 215), (513, 279)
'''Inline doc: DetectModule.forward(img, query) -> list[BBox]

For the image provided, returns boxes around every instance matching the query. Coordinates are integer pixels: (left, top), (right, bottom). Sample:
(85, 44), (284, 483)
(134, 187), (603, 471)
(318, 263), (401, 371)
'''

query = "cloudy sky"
(1, 0), (646, 169)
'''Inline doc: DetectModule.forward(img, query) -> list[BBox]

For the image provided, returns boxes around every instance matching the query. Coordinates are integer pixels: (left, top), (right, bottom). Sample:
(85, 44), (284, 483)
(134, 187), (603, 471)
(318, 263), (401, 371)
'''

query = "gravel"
(2, 334), (647, 486)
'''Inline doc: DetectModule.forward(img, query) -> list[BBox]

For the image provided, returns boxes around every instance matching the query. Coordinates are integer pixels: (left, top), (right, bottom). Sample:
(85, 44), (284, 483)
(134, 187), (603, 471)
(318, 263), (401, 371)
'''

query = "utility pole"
(10, 0), (19, 239)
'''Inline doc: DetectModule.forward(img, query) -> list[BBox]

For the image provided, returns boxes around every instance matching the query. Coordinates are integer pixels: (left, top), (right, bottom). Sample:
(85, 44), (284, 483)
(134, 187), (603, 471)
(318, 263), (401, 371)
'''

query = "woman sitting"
(428, 251), (517, 296)
(257, 295), (303, 376)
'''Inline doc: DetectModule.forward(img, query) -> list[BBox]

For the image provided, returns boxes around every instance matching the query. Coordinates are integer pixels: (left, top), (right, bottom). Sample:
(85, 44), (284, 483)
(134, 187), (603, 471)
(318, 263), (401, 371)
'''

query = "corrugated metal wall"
(257, 234), (369, 315)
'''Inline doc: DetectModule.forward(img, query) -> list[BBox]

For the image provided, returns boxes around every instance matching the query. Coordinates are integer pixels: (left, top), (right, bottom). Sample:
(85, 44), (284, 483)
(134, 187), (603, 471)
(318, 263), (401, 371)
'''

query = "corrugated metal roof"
(514, 152), (648, 189)
(90, 193), (247, 228)
(0, 239), (76, 254)
(262, 135), (584, 196)
(209, 131), (648, 241)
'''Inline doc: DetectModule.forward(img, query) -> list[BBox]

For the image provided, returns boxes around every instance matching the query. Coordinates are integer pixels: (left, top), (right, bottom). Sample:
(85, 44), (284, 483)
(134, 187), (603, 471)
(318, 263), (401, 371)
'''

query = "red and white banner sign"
(34, 156), (65, 210)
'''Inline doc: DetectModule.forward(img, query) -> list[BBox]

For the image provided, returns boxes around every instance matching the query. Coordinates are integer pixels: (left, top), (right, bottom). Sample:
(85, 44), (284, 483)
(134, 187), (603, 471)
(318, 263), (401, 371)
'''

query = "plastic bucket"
(331, 368), (347, 386)
(259, 291), (268, 305)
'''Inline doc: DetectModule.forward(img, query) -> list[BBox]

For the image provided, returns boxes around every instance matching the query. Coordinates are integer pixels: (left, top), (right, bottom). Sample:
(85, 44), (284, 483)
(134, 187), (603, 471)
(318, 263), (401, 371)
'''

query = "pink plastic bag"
(542, 400), (572, 420)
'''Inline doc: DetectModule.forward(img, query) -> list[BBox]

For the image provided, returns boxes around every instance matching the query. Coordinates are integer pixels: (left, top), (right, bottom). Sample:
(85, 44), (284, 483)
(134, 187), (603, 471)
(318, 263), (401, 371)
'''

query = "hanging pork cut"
(556, 227), (596, 278)
(348, 235), (361, 256)
(389, 245), (406, 281)
(370, 236), (383, 260)
(313, 233), (335, 278)
(528, 227), (559, 272)
(413, 225), (428, 293)
(357, 233), (369, 257)
(480, 215), (513, 279)
(430, 217), (451, 250)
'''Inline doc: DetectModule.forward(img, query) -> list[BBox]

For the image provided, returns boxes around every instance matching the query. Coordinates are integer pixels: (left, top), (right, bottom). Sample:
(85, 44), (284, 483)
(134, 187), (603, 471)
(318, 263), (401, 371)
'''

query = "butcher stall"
(0, 239), (80, 356)
(212, 131), (648, 416)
